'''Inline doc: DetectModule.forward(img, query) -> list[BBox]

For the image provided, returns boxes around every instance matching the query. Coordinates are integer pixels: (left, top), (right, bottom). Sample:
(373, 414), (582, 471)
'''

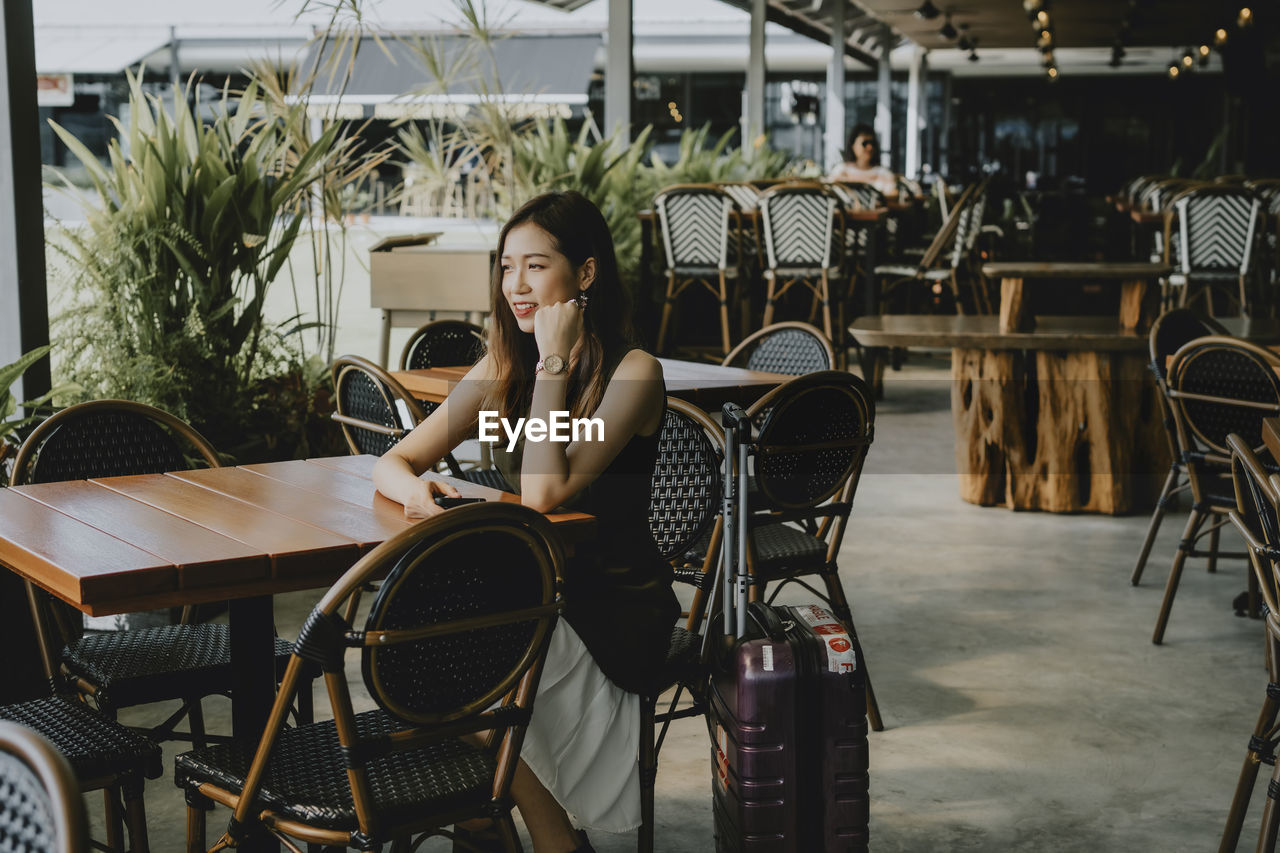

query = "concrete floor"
(101, 354), (1270, 851)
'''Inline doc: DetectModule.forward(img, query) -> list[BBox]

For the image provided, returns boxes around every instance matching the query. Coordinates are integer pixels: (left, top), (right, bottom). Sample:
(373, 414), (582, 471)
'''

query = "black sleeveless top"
(491, 347), (680, 694)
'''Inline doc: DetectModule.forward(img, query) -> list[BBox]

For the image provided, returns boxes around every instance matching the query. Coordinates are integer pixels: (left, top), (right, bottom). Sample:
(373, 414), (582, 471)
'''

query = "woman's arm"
(519, 348), (664, 513)
(372, 355), (494, 518)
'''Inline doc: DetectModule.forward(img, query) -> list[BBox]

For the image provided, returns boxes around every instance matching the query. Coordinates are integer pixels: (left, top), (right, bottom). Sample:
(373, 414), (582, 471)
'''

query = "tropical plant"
(48, 70), (358, 457)
(0, 346), (78, 477)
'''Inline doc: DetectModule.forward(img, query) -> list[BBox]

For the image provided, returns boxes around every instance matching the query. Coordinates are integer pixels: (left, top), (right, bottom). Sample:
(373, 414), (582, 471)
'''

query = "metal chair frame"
(1221, 433), (1280, 853)
(1151, 335), (1280, 644)
(179, 502), (562, 853)
(1131, 310), (1230, 586)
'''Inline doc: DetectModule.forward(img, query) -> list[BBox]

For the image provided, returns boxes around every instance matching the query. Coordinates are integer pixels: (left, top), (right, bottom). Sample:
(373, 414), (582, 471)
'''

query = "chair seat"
(458, 468), (513, 491)
(62, 624), (294, 707)
(766, 266), (837, 278)
(875, 264), (950, 281)
(0, 696), (162, 782)
(670, 265), (740, 277)
(174, 710), (494, 831)
(685, 521), (826, 578)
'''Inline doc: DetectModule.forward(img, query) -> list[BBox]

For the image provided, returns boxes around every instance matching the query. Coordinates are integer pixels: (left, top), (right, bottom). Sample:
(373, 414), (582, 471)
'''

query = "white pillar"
(905, 45), (926, 180)
(604, 0), (633, 139)
(875, 24), (891, 169)
(744, 0), (766, 153)
(824, 0), (846, 171)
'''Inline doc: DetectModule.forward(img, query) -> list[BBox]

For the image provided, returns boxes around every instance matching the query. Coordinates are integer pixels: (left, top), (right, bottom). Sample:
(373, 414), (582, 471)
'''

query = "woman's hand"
(533, 297), (583, 360)
(401, 477), (462, 520)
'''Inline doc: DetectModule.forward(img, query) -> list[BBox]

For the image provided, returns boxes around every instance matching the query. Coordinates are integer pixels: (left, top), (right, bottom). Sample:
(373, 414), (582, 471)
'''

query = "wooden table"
(851, 315), (1280, 514)
(391, 357), (794, 412)
(0, 456), (590, 738)
(981, 261), (1172, 334)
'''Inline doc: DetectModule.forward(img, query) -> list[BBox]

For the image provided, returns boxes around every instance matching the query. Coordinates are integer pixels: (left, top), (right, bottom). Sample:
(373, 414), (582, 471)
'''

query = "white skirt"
(520, 619), (641, 834)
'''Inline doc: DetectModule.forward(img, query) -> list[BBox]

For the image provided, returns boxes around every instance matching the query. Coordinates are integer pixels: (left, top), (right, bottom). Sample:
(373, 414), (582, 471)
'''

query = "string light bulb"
(1168, 63), (1180, 79)
(1214, 27), (1229, 46)
(1198, 44), (1211, 66)
(1181, 52), (1194, 69)
(1238, 7), (1253, 27)
(1036, 10), (1049, 27)
(1047, 66), (1059, 80)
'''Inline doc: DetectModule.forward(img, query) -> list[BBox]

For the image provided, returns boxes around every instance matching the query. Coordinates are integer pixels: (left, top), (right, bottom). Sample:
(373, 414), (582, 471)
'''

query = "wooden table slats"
(0, 487), (177, 609)
(92, 473), (361, 579)
(168, 467), (414, 551)
(11, 480), (269, 592)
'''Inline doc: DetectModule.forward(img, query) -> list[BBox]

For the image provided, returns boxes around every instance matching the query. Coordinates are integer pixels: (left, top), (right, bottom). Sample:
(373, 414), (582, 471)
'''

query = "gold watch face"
(542, 354), (566, 374)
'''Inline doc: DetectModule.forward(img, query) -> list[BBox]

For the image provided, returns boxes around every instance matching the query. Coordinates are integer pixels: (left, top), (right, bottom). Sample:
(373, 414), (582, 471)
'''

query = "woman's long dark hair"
(485, 190), (634, 420)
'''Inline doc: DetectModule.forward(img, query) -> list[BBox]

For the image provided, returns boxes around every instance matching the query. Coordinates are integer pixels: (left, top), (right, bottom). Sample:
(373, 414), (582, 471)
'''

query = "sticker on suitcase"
(713, 724), (730, 791)
(794, 604), (858, 674)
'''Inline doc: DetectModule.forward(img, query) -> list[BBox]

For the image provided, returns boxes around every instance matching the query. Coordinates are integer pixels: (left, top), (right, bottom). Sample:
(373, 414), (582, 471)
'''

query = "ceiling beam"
(722, 0), (882, 66)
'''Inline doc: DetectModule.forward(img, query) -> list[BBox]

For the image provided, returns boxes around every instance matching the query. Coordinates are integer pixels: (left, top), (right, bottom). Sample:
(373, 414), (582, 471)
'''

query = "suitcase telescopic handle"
(721, 403), (752, 640)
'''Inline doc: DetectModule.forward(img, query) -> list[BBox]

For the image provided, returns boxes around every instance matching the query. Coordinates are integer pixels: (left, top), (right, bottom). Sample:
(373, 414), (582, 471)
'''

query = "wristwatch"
(536, 354), (567, 376)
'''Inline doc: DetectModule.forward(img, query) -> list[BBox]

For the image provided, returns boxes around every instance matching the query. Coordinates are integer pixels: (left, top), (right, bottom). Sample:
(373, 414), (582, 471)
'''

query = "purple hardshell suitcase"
(708, 404), (870, 852)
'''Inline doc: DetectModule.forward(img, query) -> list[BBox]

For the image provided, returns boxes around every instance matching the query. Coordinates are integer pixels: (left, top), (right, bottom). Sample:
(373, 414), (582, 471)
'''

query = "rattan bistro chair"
(639, 398), (725, 853)
(1131, 310), (1231, 586)
(1167, 186), (1264, 315)
(9, 400), (299, 748)
(398, 319), (486, 373)
(0, 699), (159, 853)
(1150, 336), (1280, 644)
(1221, 433), (1280, 853)
(177, 502), (561, 853)
(0, 720), (89, 853)
(721, 322), (834, 376)
(742, 371), (882, 730)
(654, 184), (743, 356)
(757, 182), (842, 342)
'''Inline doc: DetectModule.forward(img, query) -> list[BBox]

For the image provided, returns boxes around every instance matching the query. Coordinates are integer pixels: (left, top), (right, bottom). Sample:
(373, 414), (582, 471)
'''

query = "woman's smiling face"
(500, 223), (582, 333)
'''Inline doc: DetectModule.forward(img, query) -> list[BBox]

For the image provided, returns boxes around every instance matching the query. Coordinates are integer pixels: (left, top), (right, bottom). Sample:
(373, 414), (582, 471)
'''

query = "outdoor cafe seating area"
(4, 0), (1280, 848)
(4, 159), (1280, 851)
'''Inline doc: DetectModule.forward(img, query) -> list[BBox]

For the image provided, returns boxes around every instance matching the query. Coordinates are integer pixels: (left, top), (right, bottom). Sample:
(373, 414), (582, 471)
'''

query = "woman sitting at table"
(373, 190), (678, 853)
(829, 123), (899, 199)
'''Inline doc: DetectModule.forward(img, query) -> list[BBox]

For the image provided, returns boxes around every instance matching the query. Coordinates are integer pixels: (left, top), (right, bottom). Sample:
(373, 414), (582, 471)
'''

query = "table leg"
(862, 221), (881, 318)
(998, 277), (1028, 333)
(229, 595), (281, 853)
(1119, 279), (1147, 330)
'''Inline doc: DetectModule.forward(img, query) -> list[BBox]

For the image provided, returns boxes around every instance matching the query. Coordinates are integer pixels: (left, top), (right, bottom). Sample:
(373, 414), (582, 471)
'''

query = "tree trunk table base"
(951, 347), (1169, 514)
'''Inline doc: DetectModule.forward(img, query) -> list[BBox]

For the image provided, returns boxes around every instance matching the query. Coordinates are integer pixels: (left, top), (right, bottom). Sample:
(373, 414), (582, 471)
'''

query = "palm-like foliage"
(49, 71), (359, 451)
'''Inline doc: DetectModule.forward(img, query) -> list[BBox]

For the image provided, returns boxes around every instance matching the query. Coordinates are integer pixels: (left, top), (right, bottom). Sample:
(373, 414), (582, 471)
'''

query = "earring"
(575, 289), (591, 310)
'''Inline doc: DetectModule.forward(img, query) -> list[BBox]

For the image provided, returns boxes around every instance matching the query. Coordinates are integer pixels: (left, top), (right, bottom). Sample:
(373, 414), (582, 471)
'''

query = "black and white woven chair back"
(727, 323), (833, 376)
(1174, 188), (1261, 276)
(750, 371), (874, 511)
(717, 182), (760, 213)
(1170, 339), (1280, 457)
(648, 399), (723, 562)
(830, 182), (885, 252)
(949, 190), (987, 269)
(14, 400), (219, 487)
(332, 356), (420, 457)
(400, 320), (486, 372)
(0, 721), (87, 853)
(360, 504), (558, 724)
(655, 187), (735, 273)
(759, 185), (838, 271)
